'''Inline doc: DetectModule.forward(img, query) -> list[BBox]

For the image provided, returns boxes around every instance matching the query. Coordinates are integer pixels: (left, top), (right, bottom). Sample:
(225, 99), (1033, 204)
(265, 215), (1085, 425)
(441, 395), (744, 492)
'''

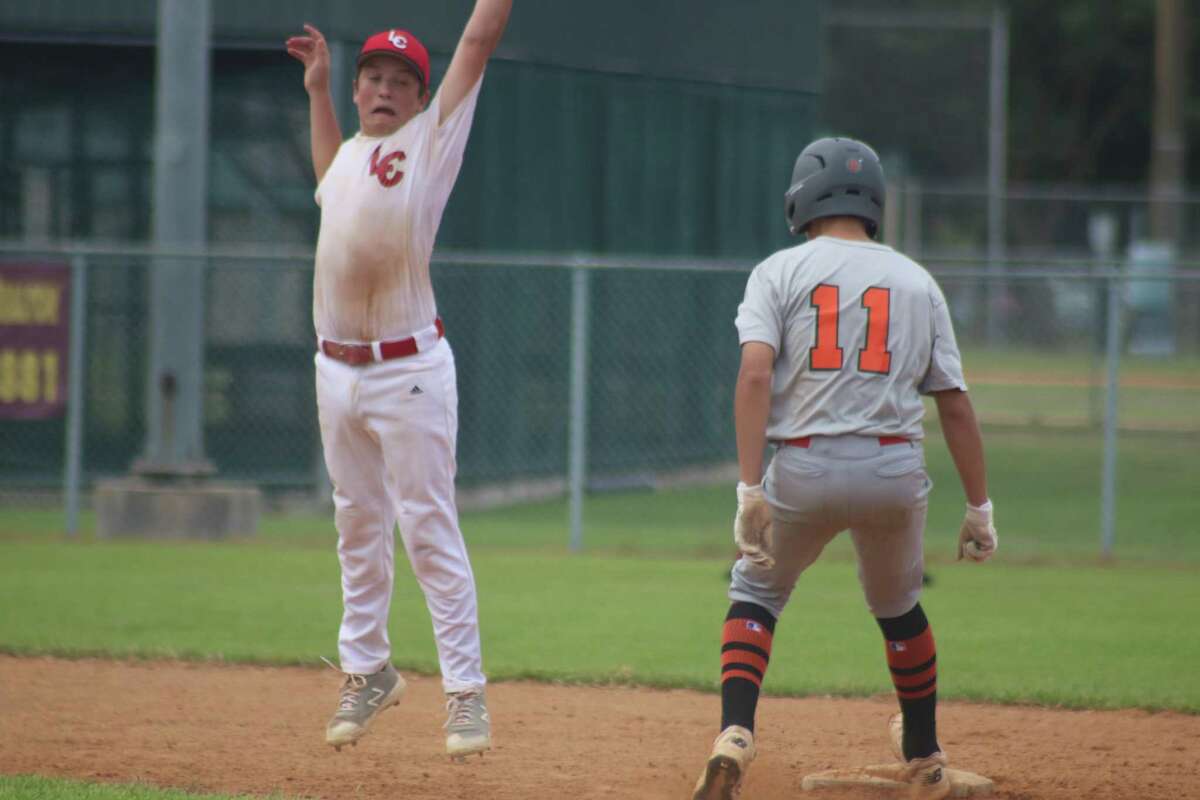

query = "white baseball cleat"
(888, 713), (950, 800)
(691, 725), (756, 800)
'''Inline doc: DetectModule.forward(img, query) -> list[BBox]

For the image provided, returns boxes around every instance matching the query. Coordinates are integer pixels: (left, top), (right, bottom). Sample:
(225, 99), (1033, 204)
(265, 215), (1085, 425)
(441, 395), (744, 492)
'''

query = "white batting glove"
(957, 499), (998, 562)
(734, 482), (775, 569)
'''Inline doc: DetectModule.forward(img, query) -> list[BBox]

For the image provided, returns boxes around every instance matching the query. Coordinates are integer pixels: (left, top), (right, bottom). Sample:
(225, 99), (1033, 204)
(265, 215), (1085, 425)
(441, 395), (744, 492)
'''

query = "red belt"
(320, 318), (444, 366)
(781, 436), (909, 448)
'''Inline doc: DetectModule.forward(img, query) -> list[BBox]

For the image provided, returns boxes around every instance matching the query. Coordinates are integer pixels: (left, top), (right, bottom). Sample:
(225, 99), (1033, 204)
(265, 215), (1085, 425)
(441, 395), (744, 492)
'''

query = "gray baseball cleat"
(444, 688), (491, 760)
(325, 663), (406, 751)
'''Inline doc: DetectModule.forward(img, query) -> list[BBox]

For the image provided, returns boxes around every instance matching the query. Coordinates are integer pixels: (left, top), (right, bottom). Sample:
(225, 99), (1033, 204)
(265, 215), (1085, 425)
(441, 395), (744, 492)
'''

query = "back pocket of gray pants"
(873, 451), (924, 478)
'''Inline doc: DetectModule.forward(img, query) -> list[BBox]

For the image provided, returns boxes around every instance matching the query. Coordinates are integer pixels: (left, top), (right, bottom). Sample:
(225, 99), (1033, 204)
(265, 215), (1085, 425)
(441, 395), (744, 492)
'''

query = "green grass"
(10, 427), (1197, 563)
(959, 346), (1200, 382)
(0, 776), (270, 800)
(965, 383), (1199, 429)
(1, 415), (1197, 723)
(955, 345), (1200, 429)
(344, 426), (1200, 563)
(0, 537), (1197, 713)
(2, 379), (1198, 800)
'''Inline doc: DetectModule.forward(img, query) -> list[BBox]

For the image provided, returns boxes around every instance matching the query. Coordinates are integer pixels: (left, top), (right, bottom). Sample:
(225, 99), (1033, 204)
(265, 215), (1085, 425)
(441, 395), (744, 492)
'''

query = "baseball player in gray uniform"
(691, 137), (998, 800)
(285, 0), (511, 761)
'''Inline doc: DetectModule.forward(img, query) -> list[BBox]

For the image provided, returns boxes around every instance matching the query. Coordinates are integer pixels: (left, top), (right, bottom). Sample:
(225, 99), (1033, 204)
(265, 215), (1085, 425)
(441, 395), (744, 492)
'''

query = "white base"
(801, 764), (994, 797)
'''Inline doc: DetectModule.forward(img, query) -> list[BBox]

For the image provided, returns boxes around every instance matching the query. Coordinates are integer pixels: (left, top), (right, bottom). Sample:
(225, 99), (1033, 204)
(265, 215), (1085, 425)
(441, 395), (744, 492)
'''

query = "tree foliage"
(821, 0), (1173, 185)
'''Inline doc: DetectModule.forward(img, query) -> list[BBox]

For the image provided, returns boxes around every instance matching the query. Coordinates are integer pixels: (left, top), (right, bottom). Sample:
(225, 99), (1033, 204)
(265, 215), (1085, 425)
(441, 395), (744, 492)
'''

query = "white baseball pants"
(729, 435), (932, 620)
(315, 338), (485, 692)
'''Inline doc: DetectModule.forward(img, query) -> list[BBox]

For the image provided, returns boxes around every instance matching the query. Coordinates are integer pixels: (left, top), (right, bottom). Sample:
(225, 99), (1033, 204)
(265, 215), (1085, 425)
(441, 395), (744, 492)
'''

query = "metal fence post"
(567, 265), (591, 552)
(1100, 266), (1121, 558)
(985, 3), (1009, 345)
(64, 254), (88, 538)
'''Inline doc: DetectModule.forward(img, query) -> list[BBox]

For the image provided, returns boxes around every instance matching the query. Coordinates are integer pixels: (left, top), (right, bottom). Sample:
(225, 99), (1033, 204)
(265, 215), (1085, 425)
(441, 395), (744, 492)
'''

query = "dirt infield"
(3, 656), (1198, 800)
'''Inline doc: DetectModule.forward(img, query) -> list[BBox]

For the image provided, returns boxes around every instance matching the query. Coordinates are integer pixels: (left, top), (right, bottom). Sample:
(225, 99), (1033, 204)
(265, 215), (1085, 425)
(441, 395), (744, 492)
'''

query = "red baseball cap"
(357, 29), (431, 91)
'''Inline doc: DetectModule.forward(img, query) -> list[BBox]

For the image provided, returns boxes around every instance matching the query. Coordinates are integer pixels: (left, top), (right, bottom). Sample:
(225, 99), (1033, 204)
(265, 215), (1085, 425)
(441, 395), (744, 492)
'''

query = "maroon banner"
(0, 263), (71, 419)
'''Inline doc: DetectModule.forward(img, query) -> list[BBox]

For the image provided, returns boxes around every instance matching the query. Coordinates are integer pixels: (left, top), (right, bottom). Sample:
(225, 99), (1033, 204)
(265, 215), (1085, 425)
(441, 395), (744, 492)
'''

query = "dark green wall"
(0, 0), (820, 93)
(2, 20), (819, 258)
(443, 61), (816, 257)
(0, 4), (820, 487)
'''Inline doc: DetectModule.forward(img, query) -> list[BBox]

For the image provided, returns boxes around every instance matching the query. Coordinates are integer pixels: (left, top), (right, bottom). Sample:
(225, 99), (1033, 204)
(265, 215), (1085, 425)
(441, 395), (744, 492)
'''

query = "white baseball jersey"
(735, 236), (966, 441)
(313, 77), (483, 343)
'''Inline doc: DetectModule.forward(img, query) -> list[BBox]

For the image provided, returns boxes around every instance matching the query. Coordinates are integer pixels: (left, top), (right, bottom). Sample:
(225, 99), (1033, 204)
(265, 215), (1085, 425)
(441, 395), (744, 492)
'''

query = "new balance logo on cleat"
(691, 726), (756, 800)
(325, 663), (407, 750)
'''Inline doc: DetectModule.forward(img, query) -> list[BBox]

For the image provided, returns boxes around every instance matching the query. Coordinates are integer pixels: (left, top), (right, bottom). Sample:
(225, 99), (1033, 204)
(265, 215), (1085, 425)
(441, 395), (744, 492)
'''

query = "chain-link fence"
(0, 247), (749, 492)
(2, 244), (1198, 554)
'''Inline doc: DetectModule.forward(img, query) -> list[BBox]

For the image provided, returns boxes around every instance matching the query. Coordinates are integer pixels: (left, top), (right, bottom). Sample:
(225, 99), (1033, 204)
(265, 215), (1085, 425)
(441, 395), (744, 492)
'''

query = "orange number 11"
(808, 284), (892, 374)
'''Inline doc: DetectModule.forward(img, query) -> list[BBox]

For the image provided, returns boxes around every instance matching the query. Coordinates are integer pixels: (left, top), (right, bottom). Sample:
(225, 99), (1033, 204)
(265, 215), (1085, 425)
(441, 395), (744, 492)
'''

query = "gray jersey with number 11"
(735, 237), (966, 441)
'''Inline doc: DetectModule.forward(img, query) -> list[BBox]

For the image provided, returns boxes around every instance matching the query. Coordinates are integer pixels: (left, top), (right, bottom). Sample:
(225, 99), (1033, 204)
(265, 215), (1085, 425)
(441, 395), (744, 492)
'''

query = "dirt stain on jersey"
(336, 233), (412, 341)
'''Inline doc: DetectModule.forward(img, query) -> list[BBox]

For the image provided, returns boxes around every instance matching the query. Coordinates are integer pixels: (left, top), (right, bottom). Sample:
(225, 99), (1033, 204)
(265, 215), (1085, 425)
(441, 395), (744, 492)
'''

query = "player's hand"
(286, 23), (332, 95)
(957, 500), (997, 562)
(734, 482), (775, 569)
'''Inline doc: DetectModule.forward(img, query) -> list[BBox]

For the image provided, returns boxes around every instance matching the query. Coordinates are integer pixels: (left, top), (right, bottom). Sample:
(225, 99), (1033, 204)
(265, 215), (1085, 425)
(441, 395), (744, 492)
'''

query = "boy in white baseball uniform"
(691, 138), (998, 800)
(285, 0), (512, 760)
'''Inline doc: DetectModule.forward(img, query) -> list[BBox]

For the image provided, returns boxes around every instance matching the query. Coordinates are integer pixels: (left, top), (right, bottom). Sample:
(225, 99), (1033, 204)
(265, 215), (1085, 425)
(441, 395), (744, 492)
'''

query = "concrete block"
(94, 477), (261, 540)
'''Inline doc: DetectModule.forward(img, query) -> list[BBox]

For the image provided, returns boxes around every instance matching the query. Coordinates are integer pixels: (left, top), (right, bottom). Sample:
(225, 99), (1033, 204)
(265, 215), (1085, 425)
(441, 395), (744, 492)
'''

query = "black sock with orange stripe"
(876, 603), (940, 760)
(720, 602), (776, 733)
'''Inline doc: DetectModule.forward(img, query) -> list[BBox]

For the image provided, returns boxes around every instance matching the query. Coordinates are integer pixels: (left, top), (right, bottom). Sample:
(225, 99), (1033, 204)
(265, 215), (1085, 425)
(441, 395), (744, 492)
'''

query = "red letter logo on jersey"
(370, 145), (407, 188)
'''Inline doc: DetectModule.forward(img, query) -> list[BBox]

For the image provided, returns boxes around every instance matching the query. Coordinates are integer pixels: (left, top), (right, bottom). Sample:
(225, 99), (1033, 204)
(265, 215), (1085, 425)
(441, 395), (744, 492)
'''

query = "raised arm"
(438, 0), (512, 125)
(286, 24), (343, 183)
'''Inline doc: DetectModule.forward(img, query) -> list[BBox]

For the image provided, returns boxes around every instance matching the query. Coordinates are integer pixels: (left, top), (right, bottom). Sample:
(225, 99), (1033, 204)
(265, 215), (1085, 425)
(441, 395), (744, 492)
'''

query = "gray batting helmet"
(784, 137), (885, 238)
